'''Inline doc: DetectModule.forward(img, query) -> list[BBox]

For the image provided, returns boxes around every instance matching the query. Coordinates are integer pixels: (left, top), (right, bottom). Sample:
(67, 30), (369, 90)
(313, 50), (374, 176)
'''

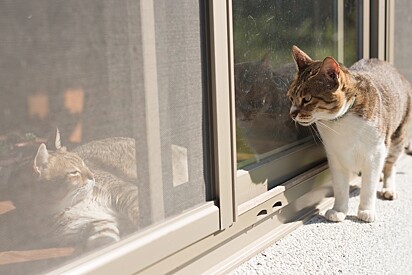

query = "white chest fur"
(316, 114), (386, 173)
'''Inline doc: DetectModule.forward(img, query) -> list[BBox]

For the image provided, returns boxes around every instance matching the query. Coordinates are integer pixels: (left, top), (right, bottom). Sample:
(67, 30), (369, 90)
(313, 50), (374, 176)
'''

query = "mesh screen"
(0, 0), (208, 273)
(154, 0), (208, 219)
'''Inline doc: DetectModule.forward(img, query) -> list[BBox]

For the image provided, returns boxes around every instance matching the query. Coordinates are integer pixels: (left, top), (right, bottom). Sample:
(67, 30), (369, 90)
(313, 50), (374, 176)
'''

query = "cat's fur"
(287, 45), (412, 222)
(3, 130), (138, 251)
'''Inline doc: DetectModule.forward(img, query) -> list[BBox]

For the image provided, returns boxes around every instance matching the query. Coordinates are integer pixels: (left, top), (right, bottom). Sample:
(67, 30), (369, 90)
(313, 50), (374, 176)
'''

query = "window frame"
(49, 0), (395, 274)
(51, 0), (228, 273)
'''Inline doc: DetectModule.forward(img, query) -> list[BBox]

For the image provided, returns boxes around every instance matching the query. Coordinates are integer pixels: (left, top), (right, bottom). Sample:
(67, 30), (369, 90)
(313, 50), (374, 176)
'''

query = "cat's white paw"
(357, 209), (376, 222)
(85, 235), (118, 251)
(379, 188), (398, 200)
(324, 209), (346, 222)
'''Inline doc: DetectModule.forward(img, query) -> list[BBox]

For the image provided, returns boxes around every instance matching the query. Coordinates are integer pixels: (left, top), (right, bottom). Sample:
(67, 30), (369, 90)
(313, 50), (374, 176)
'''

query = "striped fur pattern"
(74, 137), (139, 229)
(8, 132), (138, 251)
(287, 45), (412, 223)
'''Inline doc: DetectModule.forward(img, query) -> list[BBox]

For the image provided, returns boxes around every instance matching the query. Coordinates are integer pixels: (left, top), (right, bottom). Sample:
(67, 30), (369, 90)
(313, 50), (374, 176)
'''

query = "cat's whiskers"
(70, 189), (83, 206)
(308, 125), (317, 144)
(290, 119), (298, 130)
(70, 183), (92, 206)
(310, 124), (324, 146)
(316, 121), (341, 136)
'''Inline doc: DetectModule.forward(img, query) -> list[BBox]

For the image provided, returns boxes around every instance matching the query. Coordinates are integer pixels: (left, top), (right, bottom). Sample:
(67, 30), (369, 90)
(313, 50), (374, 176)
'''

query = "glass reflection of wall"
(233, 0), (360, 168)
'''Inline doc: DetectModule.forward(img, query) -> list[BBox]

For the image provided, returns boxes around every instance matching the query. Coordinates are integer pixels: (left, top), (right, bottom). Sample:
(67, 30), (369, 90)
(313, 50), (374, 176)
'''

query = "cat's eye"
(68, 170), (81, 176)
(302, 95), (312, 104)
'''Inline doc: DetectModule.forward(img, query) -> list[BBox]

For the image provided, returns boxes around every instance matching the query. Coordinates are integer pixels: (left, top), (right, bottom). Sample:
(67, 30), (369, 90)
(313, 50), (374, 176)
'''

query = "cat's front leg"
(325, 158), (350, 222)
(84, 220), (120, 251)
(358, 150), (386, 222)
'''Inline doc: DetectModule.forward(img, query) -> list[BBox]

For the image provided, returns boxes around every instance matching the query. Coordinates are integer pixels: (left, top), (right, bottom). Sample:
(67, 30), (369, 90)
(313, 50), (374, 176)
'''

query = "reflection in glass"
(233, 0), (361, 168)
(0, 1), (141, 271)
(344, 0), (362, 66)
(0, 1), (208, 274)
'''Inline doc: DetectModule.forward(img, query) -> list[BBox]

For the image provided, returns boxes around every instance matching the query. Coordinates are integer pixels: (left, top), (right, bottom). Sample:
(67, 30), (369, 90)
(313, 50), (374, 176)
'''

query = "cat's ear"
(33, 143), (49, 176)
(320, 56), (340, 81)
(55, 128), (62, 150)
(48, 127), (66, 151)
(291, 45), (313, 72)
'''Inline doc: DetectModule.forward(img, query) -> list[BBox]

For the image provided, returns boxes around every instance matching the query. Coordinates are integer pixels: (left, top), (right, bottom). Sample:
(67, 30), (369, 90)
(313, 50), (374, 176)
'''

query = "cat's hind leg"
(380, 132), (406, 200)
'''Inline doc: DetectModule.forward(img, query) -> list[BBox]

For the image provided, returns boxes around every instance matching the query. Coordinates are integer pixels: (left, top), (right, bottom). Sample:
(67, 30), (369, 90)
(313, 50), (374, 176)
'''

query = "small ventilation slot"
(256, 209), (268, 221)
(272, 201), (282, 209)
(257, 209), (268, 216)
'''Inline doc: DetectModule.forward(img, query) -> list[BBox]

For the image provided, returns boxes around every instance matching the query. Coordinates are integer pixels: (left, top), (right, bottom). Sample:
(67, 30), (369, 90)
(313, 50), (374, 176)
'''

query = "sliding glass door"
(233, 0), (364, 207)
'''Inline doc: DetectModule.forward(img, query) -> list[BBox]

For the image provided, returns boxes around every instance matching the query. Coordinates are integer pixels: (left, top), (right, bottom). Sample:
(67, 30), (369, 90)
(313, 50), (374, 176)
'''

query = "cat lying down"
(1, 129), (139, 252)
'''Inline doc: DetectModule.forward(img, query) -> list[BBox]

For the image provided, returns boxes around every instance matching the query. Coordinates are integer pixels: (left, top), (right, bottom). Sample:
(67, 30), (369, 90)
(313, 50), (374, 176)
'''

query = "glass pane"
(344, 0), (362, 66)
(233, 0), (361, 169)
(0, 0), (209, 274)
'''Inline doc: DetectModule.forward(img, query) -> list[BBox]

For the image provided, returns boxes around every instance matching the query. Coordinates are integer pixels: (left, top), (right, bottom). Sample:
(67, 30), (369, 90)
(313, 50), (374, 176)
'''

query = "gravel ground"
(230, 154), (412, 275)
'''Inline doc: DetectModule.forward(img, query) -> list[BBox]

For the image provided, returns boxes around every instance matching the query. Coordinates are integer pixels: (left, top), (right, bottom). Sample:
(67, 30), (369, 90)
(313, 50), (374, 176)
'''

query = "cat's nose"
(290, 106), (299, 120)
(88, 172), (95, 181)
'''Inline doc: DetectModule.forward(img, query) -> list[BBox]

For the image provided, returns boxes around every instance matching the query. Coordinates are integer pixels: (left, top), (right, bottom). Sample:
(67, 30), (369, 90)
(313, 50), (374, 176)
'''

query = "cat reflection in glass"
(4, 129), (138, 251)
(288, 46), (412, 222)
(235, 53), (307, 163)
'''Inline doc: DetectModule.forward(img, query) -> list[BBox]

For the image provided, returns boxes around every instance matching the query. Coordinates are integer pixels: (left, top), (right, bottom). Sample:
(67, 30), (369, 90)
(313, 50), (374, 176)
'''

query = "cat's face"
(235, 60), (275, 121)
(33, 143), (95, 205)
(287, 46), (349, 126)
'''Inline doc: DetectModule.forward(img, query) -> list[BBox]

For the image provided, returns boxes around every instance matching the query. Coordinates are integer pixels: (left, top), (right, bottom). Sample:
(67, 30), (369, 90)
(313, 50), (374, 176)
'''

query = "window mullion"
(209, 0), (236, 229)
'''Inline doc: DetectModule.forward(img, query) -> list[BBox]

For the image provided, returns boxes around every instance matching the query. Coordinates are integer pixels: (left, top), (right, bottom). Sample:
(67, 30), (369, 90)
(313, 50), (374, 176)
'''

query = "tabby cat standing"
(288, 45), (412, 222)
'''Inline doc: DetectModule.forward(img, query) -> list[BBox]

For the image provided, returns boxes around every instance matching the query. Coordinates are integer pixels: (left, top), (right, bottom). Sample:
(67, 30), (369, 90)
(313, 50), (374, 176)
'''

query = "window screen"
(0, 1), (209, 274)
